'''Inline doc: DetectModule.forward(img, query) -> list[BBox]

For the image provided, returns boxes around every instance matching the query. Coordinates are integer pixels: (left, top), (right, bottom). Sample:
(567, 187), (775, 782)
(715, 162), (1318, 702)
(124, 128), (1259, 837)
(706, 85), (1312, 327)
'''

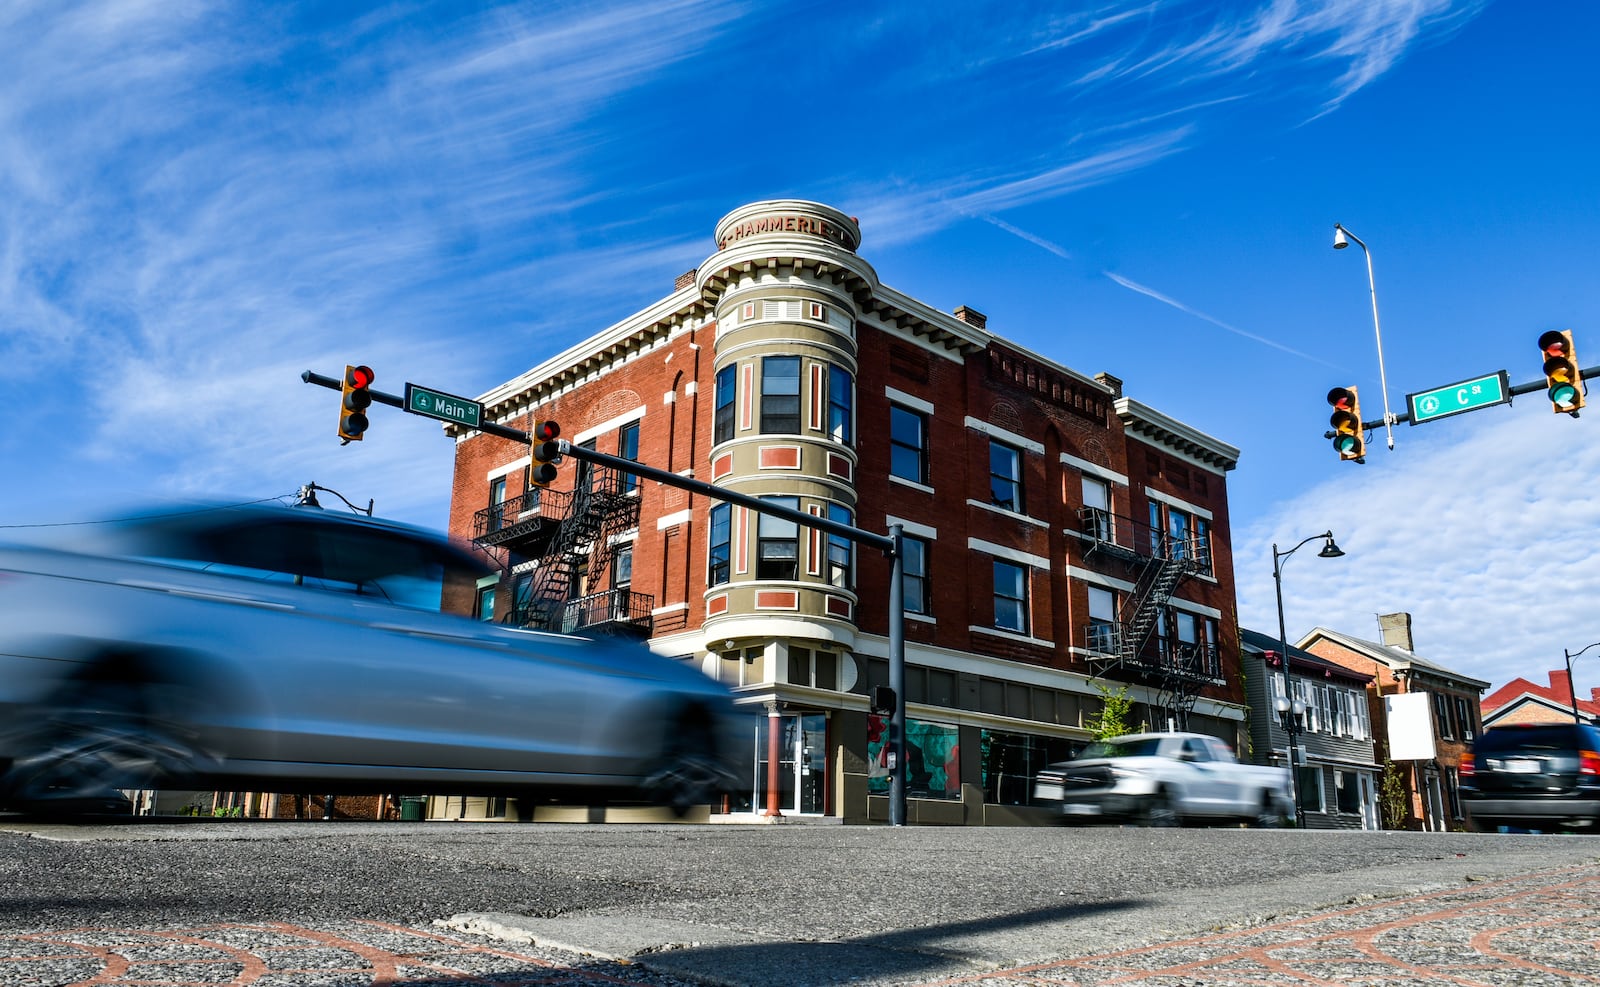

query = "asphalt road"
(2, 818), (1598, 986)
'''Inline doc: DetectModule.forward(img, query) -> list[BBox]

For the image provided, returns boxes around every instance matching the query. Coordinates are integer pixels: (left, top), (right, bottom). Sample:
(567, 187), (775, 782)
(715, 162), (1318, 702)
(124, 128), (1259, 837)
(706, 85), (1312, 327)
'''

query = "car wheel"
(0, 663), (204, 813)
(1140, 788), (1181, 828)
(1250, 793), (1286, 828)
(642, 712), (732, 817)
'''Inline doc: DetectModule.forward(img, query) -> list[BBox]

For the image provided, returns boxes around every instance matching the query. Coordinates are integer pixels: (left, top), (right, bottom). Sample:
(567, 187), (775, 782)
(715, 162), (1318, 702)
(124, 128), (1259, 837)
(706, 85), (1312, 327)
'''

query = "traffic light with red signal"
(1538, 330), (1585, 416)
(1327, 386), (1365, 462)
(339, 365), (375, 442)
(529, 420), (562, 486)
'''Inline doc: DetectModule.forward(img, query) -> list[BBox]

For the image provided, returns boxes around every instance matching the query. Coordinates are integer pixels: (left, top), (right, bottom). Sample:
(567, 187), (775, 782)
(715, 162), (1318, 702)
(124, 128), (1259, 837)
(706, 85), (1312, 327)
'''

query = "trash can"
(400, 796), (427, 822)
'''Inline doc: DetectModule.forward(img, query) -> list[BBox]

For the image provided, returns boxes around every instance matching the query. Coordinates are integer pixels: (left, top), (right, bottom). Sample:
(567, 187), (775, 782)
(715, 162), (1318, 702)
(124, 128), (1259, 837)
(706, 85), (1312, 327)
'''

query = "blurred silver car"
(0, 502), (744, 814)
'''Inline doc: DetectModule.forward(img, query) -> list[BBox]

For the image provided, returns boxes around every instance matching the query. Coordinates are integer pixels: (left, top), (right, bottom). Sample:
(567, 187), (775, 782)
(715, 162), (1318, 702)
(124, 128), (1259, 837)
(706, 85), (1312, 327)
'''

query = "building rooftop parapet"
(986, 344), (1113, 426)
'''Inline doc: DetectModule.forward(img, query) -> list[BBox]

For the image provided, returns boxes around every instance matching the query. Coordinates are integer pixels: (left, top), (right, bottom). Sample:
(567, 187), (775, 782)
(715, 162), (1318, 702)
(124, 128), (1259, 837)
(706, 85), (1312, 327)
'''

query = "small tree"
(1085, 680), (1135, 740)
(1379, 758), (1409, 830)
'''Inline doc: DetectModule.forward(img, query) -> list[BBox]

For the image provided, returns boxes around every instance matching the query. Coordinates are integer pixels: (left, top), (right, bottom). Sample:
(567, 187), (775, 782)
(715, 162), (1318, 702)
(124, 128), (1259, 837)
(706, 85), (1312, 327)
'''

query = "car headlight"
(1109, 767), (1144, 780)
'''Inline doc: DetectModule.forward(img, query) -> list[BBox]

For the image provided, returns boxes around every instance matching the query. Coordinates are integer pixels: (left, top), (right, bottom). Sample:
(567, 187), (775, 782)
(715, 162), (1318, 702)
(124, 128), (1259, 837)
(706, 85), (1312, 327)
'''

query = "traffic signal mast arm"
(1323, 364), (1600, 440)
(301, 370), (893, 551)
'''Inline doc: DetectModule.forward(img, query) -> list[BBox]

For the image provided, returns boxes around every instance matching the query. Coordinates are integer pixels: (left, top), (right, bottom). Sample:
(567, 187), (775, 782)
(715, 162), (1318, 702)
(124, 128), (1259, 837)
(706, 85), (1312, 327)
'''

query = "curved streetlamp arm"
(1271, 528), (1342, 828)
(1565, 641), (1600, 723)
(299, 482), (375, 516)
(1334, 223), (1396, 451)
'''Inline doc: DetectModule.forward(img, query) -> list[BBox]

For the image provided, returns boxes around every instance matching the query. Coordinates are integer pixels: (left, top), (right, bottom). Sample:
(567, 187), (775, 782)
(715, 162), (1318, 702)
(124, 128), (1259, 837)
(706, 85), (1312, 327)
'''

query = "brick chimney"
(953, 305), (987, 329)
(674, 269), (698, 291)
(1094, 372), (1124, 399)
(1377, 612), (1414, 651)
(1551, 668), (1573, 698)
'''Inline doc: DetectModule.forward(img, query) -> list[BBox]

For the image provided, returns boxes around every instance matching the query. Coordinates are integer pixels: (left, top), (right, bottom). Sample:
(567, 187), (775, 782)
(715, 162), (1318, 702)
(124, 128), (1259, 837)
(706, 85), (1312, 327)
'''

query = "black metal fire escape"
(1079, 507), (1216, 729)
(471, 465), (651, 637)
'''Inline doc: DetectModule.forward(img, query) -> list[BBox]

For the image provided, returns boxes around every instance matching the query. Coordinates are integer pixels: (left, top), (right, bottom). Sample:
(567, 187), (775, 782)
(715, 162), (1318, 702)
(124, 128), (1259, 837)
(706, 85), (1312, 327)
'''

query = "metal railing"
(1084, 626), (1222, 682)
(508, 587), (654, 635)
(474, 487), (571, 542)
(1078, 507), (1212, 575)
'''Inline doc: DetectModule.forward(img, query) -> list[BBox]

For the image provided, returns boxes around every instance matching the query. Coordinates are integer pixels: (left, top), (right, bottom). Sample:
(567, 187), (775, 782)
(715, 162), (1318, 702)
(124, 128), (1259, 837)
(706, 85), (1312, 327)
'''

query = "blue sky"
(4, 0), (1598, 696)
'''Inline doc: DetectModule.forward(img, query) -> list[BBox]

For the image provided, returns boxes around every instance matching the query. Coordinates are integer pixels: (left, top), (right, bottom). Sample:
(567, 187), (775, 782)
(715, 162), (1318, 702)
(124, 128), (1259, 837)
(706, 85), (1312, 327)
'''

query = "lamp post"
(1273, 530), (1345, 827)
(1332, 224), (1397, 452)
(1563, 642), (1600, 723)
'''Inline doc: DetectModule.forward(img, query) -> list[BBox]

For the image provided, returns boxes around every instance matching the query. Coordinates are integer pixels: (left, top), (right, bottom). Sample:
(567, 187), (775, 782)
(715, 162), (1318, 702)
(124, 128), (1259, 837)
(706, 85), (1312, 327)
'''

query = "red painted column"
(764, 703), (784, 817)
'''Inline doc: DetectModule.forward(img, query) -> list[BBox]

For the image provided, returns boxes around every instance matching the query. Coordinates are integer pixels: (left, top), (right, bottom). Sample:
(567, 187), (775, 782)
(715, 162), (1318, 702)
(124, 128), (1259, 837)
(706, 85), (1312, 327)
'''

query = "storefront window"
(980, 730), (1079, 805)
(866, 716), (960, 800)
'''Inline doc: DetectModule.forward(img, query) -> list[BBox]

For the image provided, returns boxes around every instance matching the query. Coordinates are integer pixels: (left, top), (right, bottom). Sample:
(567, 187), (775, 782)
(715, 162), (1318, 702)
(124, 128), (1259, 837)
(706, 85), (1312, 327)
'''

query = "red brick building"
(441, 200), (1244, 823)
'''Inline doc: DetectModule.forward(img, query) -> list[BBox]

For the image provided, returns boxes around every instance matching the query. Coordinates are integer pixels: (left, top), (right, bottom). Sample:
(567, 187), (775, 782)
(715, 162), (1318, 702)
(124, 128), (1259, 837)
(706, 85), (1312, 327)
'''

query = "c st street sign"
(404, 383), (483, 429)
(1407, 371), (1510, 425)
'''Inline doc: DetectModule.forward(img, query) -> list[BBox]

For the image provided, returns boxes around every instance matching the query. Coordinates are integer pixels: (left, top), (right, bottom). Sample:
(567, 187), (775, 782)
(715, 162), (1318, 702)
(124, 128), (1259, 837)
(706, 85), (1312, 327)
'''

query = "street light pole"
(1333, 224), (1396, 451)
(1273, 530), (1345, 828)
(1563, 642), (1600, 723)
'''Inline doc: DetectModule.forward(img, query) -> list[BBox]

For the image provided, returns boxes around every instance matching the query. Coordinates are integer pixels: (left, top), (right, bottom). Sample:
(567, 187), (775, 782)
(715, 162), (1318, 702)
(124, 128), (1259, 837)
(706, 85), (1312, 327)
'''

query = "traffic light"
(1327, 386), (1365, 462)
(339, 365), (375, 442)
(1539, 330), (1585, 416)
(529, 420), (562, 487)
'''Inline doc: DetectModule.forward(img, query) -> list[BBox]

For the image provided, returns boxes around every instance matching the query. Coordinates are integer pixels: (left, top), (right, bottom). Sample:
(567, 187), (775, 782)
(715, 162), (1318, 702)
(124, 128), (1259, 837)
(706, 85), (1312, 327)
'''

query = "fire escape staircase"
(471, 467), (651, 637)
(1079, 507), (1216, 729)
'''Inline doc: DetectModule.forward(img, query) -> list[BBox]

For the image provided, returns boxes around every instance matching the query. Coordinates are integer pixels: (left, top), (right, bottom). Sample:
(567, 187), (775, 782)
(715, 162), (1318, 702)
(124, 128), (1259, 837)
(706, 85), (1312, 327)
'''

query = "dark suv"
(1462, 723), (1600, 833)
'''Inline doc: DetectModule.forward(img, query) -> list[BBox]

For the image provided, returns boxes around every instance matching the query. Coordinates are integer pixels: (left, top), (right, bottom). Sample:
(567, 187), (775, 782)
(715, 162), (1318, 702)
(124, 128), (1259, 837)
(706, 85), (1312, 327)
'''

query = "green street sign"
(1406, 370), (1510, 425)
(404, 383), (483, 429)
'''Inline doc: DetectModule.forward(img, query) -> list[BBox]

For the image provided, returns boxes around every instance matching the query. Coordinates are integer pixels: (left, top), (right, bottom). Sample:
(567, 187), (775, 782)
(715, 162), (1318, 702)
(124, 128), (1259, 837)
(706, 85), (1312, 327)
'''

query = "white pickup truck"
(1033, 732), (1294, 827)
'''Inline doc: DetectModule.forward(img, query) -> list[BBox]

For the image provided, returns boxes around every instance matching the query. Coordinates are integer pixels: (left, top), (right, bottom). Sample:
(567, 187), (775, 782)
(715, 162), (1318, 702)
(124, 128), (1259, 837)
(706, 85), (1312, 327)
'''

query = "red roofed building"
(1482, 670), (1600, 727)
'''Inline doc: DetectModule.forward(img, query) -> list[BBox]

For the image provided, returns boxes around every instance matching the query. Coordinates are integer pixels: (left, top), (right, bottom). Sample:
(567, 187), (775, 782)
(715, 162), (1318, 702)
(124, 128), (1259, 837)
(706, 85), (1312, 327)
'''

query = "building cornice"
(458, 286), (709, 436)
(1115, 397), (1240, 472)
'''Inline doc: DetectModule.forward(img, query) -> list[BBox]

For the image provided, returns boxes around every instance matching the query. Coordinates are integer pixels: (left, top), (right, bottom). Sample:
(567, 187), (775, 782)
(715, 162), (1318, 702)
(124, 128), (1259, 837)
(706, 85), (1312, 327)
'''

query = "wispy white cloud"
(0, 0), (746, 521)
(1024, 0), (1482, 112)
(1104, 271), (1341, 366)
(854, 127), (1194, 250)
(976, 216), (1073, 260)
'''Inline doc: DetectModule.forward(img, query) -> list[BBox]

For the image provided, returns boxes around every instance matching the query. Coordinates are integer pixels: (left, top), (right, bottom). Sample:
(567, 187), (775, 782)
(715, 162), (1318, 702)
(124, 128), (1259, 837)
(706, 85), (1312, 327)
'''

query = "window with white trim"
(993, 560), (1028, 634)
(890, 405), (928, 484)
(901, 536), (929, 615)
(989, 440), (1023, 513)
(1087, 585), (1117, 653)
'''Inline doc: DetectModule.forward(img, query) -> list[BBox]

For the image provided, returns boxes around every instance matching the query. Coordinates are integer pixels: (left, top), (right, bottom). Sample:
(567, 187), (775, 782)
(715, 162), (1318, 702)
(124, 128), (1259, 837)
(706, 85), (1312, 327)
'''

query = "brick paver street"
(4, 863), (1598, 986)
(0, 919), (691, 987)
(938, 863), (1600, 986)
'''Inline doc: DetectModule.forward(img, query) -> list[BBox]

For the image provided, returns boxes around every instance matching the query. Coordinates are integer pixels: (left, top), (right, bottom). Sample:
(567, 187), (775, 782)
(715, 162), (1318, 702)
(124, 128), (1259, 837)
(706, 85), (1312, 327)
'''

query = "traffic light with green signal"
(339, 365), (375, 442)
(529, 420), (562, 486)
(1538, 330), (1585, 416)
(1327, 387), (1365, 462)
